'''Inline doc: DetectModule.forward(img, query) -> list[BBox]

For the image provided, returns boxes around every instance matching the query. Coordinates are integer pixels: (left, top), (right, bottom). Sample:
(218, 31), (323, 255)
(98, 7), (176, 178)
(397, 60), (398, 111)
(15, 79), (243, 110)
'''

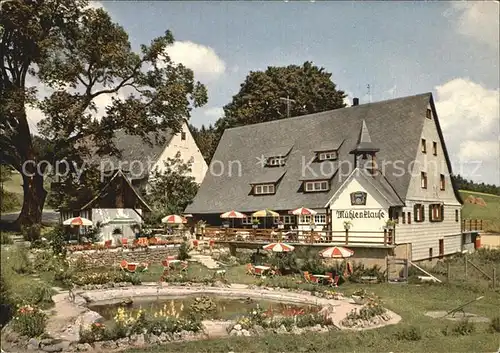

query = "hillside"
(460, 190), (500, 233)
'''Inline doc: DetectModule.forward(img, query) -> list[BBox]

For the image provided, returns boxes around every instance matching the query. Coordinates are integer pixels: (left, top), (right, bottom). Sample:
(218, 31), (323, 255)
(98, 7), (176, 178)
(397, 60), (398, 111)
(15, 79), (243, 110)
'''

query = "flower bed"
(340, 291), (392, 328)
(79, 307), (202, 344)
(10, 305), (47, 337)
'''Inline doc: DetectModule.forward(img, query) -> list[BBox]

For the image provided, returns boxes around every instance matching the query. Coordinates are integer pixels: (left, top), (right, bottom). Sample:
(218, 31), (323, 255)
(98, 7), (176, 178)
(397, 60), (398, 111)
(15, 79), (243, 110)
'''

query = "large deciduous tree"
(192, 62), (346, 163)
(0, 0), (207, 230)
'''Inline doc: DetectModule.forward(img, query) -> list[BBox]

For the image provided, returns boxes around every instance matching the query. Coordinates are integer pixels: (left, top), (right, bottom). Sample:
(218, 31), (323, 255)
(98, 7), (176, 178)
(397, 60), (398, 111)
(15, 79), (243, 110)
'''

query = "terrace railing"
(462, 219), (483, 232)
(202, 227), (396, 247)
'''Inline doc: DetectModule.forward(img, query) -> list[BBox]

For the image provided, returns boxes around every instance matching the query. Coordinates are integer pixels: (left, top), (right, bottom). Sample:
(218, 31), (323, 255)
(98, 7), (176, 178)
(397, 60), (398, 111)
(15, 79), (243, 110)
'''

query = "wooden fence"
(201, 227), (396, 246)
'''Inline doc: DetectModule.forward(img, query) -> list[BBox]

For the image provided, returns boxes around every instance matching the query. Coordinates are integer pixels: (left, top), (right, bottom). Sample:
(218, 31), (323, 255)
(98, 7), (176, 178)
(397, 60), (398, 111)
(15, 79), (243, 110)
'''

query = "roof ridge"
(224, 92), (432, 132)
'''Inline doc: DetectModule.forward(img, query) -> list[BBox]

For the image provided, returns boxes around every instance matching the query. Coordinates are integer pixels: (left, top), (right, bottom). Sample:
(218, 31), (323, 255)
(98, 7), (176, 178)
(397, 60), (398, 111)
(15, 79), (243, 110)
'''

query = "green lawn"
(460, 190), (500, 233)
(124, 281), (500, 353)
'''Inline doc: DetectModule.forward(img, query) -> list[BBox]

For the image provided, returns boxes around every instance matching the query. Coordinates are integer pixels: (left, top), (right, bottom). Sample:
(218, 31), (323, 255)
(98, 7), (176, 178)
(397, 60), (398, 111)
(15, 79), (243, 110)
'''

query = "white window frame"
(304, 180), (329, 192)
(267, 156), (286, 166)
(300, 215), (312, 223)
(273, 215), (293, 225)
(430, 204), (442, 222)
(314, 214), (326, 224)
(421, 172), (427, 189)
(318, 151), (337, 161)
(254, 183), (275, 195)
(242, 216), (258, 225)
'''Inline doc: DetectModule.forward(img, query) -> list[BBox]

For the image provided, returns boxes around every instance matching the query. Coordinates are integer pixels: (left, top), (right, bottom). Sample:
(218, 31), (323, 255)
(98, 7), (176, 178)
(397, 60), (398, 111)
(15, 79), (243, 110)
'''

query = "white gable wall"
(328, 173), (390, 244)
(397, 102), (462, 260)
(152, 121), (208, 184)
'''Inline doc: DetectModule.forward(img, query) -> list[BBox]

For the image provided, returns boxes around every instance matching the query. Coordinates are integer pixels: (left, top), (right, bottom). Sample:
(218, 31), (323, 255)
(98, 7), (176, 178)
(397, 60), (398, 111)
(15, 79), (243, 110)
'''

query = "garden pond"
(89, 295), (319, 323)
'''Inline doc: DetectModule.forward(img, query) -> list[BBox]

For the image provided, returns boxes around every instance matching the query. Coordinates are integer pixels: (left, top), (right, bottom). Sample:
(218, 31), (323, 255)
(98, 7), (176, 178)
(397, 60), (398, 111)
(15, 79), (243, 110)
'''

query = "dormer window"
(304, 180), (329, 192)
(426, 108), (432, 119)
(318, 150), (338, 161)
(267, 156), (286, 167)
(254, 183), (275, 195)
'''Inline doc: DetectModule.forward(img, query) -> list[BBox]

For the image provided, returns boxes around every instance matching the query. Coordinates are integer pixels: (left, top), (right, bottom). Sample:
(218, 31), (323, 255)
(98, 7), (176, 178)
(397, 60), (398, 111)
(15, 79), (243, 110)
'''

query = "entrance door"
(439, 239), (444, 259)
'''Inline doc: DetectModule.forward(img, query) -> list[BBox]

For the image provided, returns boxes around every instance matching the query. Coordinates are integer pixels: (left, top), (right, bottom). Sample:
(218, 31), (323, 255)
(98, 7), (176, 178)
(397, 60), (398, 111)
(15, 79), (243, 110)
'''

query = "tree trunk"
(14, 173), (47, 230)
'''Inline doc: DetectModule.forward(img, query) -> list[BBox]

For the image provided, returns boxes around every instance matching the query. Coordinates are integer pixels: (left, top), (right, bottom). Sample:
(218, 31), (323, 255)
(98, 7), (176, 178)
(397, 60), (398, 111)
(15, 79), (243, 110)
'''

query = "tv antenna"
(279, 95), (296, 118)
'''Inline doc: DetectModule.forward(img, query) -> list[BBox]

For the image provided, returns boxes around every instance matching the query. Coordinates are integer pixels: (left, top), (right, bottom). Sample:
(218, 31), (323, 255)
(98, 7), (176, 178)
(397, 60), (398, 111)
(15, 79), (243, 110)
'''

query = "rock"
(252, 325), (266, 336)
(28, 338), (40, 348)
(75, 343), (93, 351)
(229, 329), (238, 336)
(116, 337), (130, 347)
(148, 333), (160, 344)
(94, 340), (117, 350)
(290, 326), (304, 335)
(41, 343), (64, 352)
(131, 333), (146, 346)
(310, 324), (323, 332)
(241, 329), (251, 337)
(159, 332), (169, 342)
(236, 330), (243, 337)
(173, 332), (182, 340)
(275, 324), (288, 334)
(233, 324), (242, 331)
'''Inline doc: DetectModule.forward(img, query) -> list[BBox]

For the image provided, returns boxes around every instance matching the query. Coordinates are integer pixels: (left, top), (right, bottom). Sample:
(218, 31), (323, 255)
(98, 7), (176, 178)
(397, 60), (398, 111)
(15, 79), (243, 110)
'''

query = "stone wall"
(68, 246), (180, 267)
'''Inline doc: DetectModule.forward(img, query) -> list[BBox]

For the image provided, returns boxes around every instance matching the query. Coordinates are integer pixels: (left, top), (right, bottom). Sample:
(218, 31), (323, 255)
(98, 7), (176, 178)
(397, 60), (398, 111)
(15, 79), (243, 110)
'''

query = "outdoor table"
(254, 265), (271, 276)
(313, 274), (330, 284)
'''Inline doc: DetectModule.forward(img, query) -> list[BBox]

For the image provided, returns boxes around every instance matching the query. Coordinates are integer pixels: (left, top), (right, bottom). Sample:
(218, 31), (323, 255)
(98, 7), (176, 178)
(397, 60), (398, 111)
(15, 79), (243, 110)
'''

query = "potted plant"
(384, 219), (396, 230)
(252, 219), (260, 229)
(343, 220), (353, 230)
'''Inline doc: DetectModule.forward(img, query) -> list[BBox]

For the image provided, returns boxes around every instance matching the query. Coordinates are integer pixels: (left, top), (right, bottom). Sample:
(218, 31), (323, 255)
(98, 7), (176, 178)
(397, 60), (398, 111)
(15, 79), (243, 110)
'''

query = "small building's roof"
(186, 92), (462, 214)
(81, 169), (152, 212)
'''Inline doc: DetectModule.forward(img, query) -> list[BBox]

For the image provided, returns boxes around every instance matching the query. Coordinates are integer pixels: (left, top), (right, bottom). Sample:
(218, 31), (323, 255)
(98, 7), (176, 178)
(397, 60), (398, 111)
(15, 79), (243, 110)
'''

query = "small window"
(267, 156), (286, 167)
(402, 211), (406, 224)
(254, 183), (275, 195)
(414, 204), (425, 222)
(455, 209), (459, 222)
(314, 214), (326, 224)
(426, 108), (432, 119)
(304, 180), (329, 192)
(429, 204), (444, 222)
(421, 139), (427, 153)
(440, 174), (445, 191)
(432, 141), (437, 156)
(300, 215), (312, 223)
(181, 131), (186, 140)
(421, 172), (427, 189)
(407, 212), (411, 224)
(318, 151), (338, 161)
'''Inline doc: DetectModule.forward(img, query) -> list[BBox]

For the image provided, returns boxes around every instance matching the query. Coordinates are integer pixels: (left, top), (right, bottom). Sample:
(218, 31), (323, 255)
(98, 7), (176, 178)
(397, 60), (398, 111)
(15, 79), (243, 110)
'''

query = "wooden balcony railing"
(462, 219), (483, 232)
(201, 227), (396, 246)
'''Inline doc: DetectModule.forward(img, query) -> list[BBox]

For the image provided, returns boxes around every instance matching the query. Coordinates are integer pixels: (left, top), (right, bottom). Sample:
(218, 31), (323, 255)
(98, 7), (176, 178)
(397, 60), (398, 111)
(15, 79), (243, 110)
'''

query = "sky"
(28, 1), (499, 185)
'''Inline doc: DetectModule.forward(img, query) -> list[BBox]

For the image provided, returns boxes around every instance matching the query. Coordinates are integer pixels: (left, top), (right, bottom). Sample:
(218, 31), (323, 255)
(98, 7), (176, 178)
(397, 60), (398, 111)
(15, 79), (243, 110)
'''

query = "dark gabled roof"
(186, 92), (461, 214)
(313, 140), (344, 152)
(81, 169), (152, 212)
(92, 130), (174, 179)
(250, 169), (286, 184)
(263, 145), (293, 158)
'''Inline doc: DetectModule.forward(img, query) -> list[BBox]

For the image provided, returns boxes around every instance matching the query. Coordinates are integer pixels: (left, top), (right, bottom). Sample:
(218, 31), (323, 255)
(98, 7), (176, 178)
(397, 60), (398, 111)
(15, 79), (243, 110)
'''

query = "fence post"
(385, 257), (389, 282)
(464, 256), (468, 279)
(493, 268), (496, 289)
(383, 229), (387, 246)
(345, 229), (349, 245)
(447, 262), (451, 282)
(474, 219), (478, 231)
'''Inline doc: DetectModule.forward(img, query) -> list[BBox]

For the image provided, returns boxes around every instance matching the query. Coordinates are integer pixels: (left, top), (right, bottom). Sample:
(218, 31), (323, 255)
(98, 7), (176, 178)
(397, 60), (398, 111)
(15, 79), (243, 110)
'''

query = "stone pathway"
(189, 253), (220, 269)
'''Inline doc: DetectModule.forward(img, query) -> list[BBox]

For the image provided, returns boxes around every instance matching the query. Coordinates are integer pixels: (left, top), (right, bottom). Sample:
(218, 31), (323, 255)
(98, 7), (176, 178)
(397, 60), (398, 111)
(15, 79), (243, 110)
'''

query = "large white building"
(186, 93), (464, 262)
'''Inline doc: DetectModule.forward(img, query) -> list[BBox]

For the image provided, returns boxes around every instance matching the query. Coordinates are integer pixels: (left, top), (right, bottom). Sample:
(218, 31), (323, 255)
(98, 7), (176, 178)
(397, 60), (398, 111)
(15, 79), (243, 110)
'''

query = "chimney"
(352, 97), (359, 106)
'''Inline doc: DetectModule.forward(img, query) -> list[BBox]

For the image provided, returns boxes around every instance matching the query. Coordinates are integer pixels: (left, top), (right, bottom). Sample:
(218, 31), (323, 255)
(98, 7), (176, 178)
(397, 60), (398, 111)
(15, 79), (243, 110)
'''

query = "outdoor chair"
(127, 263), (137, 273)
(137, 237), (148, 247)
(180, 261), (189, 273)
(304, 271), (318, 284)
(104, 240), (112, 249)
(161, 259), (170, 275)
(119, 260), (128, 271)
(246, 263), (255, 275)
(121, 238), (129, 248)
(331, 275), (340, 287)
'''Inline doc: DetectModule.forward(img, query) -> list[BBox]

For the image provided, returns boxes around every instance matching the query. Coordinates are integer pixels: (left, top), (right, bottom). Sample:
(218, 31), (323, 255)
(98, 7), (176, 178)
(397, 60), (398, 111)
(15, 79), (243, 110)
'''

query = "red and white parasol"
(63, 217), (93, 226)
(161, 214), (187, 224)
(220, 210), (247, 219)
(289, 207), (317, 216)
(319, 246), (354, 258)
(263, 242), (295, 252)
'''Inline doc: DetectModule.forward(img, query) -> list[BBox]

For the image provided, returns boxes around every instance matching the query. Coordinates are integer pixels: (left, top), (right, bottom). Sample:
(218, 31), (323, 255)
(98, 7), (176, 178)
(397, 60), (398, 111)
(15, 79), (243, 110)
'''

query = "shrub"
(0, 232), (13, 245)
(395, 326), (422, 341)
(7, 246), (32, 274)
(489, 316), (500, 333)
(178, 241), (191, 260)
(46, 225), (68, 256)
(348, 263), (385, 283)
(442, 319), (476, 336)
(0, 190), (20, 213)
(79, 322), (107, 343)
(11, 305), (47, 337)
(22, 224), (41, 242)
